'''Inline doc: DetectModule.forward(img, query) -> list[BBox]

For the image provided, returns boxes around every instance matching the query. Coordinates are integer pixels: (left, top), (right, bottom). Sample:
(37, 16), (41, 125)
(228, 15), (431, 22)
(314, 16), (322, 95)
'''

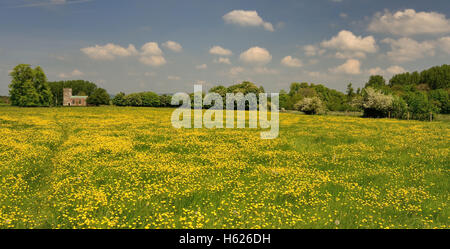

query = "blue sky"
(1, 0), (450, 95)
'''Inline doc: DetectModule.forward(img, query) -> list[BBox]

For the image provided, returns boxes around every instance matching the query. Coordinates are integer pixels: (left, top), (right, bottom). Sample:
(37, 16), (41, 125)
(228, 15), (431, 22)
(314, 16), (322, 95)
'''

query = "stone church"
(63, 88), (88, 106)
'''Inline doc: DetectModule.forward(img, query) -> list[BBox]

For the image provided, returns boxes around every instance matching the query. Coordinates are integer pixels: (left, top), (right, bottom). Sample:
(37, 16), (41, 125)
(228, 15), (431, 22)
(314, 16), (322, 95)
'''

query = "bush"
(391, 96), (409, 119)
(294, 97), (325, 115)
(112, 92), (126, 106)
(87, 88), (110, 106)
(361, 88), (393, 118)
(404, 92), (438, 120)
(159, 94), (172, 107)
(141, 92), (160, 107)
(124, 93), (143, 106)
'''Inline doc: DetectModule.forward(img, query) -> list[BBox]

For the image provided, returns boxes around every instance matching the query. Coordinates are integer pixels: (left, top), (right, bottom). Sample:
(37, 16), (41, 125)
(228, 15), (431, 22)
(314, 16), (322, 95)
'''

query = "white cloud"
(281, 56), (303, 68)
(162, 41), (182, 52)
(303, 45), (325, 56)
(209, 46), (232, 56)
(386, 65), (406, 75)
(240, 47), (272, 65)
(141, 42), (163, 55)
(214, 57), (231, 65)
(321, 30), (377, 55)
(382, 37), (435, 63)
(223, 10), (274, 32)
(168, 75), (181, 80)
(81, 43), (138, 60)
(330, 59), (361, 75)
(367, 66), (406, 76)
(58, 69), (84, 78)
(368, 9), (450, 36)
(139, 55), (166, 66)
(230, 67), (245, 76)
(140, 42), (166, 66)
(437, 37), (450, 54)
(196, 64), (207, 69)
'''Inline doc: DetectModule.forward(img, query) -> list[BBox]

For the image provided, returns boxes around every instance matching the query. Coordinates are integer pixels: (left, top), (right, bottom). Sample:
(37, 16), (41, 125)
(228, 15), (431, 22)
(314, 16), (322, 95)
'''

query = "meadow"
(0, 106), (448, 229)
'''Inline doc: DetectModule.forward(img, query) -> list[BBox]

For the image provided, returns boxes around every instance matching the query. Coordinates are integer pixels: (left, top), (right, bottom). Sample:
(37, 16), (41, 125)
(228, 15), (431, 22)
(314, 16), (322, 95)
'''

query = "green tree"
(365, 75), (386, 89)
(141, 92), (160, 107)
(87, 88), (110, 106)
(9, 64), (53, 107)
(112, 92), (126, 106)
(159, 94), (172, 107)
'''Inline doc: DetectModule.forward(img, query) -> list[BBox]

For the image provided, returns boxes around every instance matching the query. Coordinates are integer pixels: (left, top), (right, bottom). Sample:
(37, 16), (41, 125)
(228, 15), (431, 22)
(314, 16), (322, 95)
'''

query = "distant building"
(63, 88), (88, 106)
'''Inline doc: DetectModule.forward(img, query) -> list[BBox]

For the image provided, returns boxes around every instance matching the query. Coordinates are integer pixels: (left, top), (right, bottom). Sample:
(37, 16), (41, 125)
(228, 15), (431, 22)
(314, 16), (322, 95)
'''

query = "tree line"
(6, 63), (449, 120)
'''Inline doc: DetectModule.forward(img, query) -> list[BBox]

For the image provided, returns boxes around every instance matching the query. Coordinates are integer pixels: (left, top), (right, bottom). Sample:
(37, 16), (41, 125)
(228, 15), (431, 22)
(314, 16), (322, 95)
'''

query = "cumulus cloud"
(368, 9), (450, 36)
(368, 66), (406, 76)
(209, 46), (233, 56)
(80, 43), (138, 60)
(139, 55), (166, 66)
(214, 57), (231, 65)
(196, 64), (207, 69)
(321, 30), (377, 56)
(140, 42), (166, 66)
(330, 59), (361, 75)
(386, 65), (406, 75)
(281, 56), (303, 68)
(162, 41), (182, 52)
(437, 37), (450, 54)
(303, 45), (325, 56)
(382, 37), (435, 63)
(240, 47), (272, 65)
(81, 41), (168, 67)
(223, 10), (274, 31)
(141, 42), (163, 55)
(58, 69), (84, 78)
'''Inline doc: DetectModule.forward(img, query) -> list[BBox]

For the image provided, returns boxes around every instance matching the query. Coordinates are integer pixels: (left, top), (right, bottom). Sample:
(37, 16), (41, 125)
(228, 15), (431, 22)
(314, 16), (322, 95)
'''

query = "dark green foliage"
(141, 92), (160, 107)
(365, 75), (386, 90)
(404, 92), (438, 120)
(391, 96), (409, 119)
(285, 82), (348, 111)
(48, 80), (97, 105)
(87, 88), (110, 106)
(9, 64), (53, 107)
(428, 89), (449, 114)
(112, 92), (126, 106)
(159, 94), (172, 107)
(420, 64), (450, 90)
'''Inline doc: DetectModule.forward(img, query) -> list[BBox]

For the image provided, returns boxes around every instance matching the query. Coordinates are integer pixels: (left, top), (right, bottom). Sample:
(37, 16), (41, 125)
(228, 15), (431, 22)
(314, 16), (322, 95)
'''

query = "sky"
(0, 0), (450, 95)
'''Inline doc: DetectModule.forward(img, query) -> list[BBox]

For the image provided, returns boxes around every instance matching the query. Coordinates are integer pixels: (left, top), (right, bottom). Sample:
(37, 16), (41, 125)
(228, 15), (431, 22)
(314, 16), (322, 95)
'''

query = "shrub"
(361, 88), (393, 118)
(294, 97), (325, 115)
(87, 88), (110, 106)
(112, 92), (126, 106)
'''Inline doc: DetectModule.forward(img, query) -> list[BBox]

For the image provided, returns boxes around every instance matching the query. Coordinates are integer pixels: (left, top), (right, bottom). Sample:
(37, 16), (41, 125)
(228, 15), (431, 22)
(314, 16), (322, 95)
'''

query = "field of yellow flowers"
(0, 106), (448, 229)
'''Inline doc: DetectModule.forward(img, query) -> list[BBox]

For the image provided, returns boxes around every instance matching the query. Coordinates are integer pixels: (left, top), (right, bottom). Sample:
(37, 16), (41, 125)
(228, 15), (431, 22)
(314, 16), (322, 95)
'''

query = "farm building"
(63, 88), (88, 106)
